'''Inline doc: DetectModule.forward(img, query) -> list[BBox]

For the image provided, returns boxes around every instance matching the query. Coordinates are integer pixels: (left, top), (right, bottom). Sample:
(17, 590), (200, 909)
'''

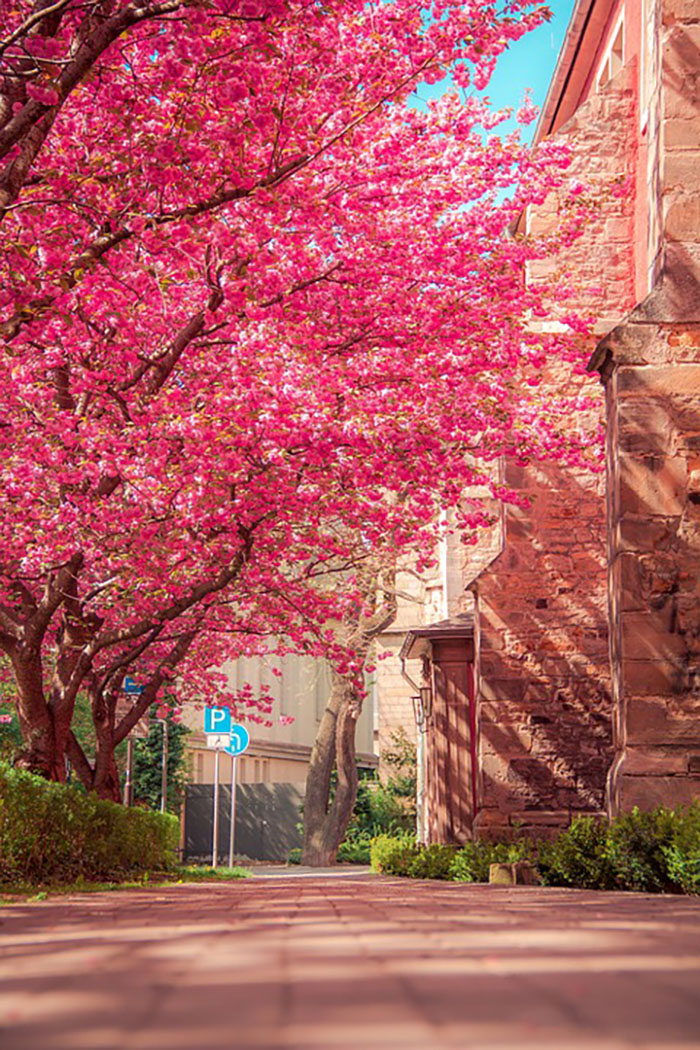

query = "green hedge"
(0, 763), (179, 884)
(371, 834), (457, 879)
(370, 803), (700, 895)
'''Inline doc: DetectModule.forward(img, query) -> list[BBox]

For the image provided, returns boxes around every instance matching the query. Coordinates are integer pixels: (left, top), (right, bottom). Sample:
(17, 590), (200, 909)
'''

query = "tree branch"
(0, 0), (184, 213)
(113, 628), (195, 744)
(0, 0), (74, 57)
(26, 551), (84, 652)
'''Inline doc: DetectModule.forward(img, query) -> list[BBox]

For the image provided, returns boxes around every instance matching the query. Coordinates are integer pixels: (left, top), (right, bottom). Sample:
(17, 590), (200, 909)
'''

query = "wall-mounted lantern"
(412, 686), (433, 732)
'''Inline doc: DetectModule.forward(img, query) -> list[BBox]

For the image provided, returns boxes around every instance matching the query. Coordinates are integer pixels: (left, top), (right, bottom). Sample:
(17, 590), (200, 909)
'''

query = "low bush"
(450, 838), (536, 883)
(406, 842), (457, 879)
(370, 834), (456, 879)
(370, 803), (700, 895)
(370, 832), (419, 875)
(333, 733), (418, 866)
(0, 762), (179, 885)
(337, 829), (375, 864)
(663, 802), (700, 895)
(540, 807), (692, 892)
(605, 806), (676, 892)
(537, 816), (615, 890)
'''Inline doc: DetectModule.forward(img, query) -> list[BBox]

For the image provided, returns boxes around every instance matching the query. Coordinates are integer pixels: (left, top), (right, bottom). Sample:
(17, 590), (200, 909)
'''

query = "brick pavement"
(1, 875), (700, 1050)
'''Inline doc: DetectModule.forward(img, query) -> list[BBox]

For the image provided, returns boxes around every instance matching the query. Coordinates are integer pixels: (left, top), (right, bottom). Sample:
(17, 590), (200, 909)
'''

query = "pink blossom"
(0, 0), (598, 792)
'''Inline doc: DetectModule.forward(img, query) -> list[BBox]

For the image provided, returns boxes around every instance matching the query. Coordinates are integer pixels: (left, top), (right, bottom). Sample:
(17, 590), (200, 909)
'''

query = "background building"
(181, 653), (376, 861)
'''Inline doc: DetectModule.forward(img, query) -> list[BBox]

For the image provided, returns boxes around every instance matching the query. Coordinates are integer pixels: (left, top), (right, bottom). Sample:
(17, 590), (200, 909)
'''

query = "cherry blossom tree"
(0, 0), (597, 799)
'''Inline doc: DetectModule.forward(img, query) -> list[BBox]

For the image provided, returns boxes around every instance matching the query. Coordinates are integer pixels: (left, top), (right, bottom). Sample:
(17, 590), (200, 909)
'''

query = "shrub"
(380, 728), (418, 822)
(539, 807), (688, 893)
(337, 829), (375, 864)
(0, 762), (179, 884)
(406, 842), (457, 879)
(537, 816), (614, 890)
(450, 838), (536, 883)
(370, 833), (419, 875)
(335, 734), (418, 865)
(370, 807), (700, 895)
(663, 801), (700, 895)
(605, 806), (676, 892)
(370, 834), (456, 879)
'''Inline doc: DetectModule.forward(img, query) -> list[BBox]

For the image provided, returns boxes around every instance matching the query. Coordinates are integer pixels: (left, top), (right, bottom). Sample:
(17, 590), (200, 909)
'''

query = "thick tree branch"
(0, 1), (184, 212)
(140, 257), (225, 398)
(113, 628), (195, 744)
(26, 551), (83, 652)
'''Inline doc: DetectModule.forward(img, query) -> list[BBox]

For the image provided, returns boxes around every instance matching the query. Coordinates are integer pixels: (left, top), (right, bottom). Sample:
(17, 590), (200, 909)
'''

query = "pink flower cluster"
(0, 0), (599, 778)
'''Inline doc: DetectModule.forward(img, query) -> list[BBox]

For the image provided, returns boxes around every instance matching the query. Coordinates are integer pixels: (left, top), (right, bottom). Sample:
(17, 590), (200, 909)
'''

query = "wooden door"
(426, 640), (476, 843)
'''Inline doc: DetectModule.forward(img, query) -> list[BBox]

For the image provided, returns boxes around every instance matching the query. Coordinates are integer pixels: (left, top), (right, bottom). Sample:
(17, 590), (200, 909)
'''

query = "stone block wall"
(378, 0), (700, 830)
(526, 60), (637, 328)
(588, 0), (700, 814)
(471, 454), (613, 838)
(594, 321), (700, 810)
(466, 57), (642, 837)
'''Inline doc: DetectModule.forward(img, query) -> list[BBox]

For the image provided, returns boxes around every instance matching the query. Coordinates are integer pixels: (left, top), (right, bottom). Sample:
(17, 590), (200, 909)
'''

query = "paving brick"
(2, 878), (700, 1050)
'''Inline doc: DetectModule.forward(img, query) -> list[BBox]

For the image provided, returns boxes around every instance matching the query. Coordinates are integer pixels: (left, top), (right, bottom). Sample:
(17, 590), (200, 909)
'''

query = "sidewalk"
(247, 864), (372, 878)
(1, 876), (700, 1049)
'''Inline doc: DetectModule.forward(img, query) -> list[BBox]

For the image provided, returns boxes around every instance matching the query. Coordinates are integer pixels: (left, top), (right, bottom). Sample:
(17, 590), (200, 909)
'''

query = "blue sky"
(413, 0), (577, 139)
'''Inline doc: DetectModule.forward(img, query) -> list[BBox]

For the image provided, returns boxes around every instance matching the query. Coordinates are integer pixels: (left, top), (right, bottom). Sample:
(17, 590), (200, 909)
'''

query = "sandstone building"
(386, 0), (700, 842)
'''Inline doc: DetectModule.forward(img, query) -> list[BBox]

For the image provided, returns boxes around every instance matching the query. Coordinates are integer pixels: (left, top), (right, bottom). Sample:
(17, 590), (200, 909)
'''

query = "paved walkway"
(2, 875), (700, 1049)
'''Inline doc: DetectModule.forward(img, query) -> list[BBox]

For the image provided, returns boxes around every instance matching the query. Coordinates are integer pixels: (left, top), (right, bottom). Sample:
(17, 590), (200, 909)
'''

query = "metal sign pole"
(212, 748), (221, 869)
(203, 709), (250, 868)
(160, 718), (169, 814)
(125, 737), (134, 807)
(228, 755), (238, 868)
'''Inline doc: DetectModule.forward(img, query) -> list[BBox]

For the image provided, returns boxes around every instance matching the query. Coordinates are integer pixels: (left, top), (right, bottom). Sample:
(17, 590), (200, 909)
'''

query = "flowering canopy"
(0, 0), (595, 791)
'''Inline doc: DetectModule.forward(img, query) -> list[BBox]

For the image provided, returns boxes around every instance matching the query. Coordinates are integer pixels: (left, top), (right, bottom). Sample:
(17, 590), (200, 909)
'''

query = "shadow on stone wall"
(474, 459), (613, 833)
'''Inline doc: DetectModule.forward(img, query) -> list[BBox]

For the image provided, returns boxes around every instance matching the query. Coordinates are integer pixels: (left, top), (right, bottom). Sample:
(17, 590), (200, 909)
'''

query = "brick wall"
(594, 323), (700, 809)
(527, 61), (637, 327)
(469, 60), (641, 837)
(472, 456), (612, 837)
(588, 0), (700, 813)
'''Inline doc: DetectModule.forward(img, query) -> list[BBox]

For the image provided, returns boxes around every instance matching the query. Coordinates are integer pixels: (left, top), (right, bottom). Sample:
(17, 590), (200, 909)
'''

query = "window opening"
(597, 14), (624, 90)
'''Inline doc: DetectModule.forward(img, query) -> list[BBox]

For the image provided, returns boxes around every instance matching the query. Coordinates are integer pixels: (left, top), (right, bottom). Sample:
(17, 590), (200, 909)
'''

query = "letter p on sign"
(204, 707), (232, 735)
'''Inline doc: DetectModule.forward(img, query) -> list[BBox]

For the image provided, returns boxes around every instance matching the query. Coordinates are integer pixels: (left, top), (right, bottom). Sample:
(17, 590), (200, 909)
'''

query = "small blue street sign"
(123, 676), (144, 695)
(225, 724), (250, 757)
(204, 706), (232, 735)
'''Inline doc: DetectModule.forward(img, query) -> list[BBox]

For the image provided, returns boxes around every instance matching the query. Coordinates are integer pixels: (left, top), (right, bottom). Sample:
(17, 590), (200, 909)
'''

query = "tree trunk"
(11, 649), (66, 781)
(301, 558), (397, 866)
(91, 749), (122, 802)
(301, 673), (360, 866)
(90, 683), (122, 802)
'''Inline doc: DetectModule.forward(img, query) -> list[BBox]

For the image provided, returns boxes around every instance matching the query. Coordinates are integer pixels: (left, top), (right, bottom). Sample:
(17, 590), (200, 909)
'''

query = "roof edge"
(399, 613), (475, 662)
(533, 0), (596, 144)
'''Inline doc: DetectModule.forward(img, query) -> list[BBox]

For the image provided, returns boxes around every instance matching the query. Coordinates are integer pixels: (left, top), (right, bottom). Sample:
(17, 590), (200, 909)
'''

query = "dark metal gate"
(184, 781), (305, 863)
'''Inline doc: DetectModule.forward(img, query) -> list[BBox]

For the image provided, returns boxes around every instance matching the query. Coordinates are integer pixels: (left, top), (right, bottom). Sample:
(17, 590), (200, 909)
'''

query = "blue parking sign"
(203, 707), (232, 735)
(225, 724), (250, 757)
